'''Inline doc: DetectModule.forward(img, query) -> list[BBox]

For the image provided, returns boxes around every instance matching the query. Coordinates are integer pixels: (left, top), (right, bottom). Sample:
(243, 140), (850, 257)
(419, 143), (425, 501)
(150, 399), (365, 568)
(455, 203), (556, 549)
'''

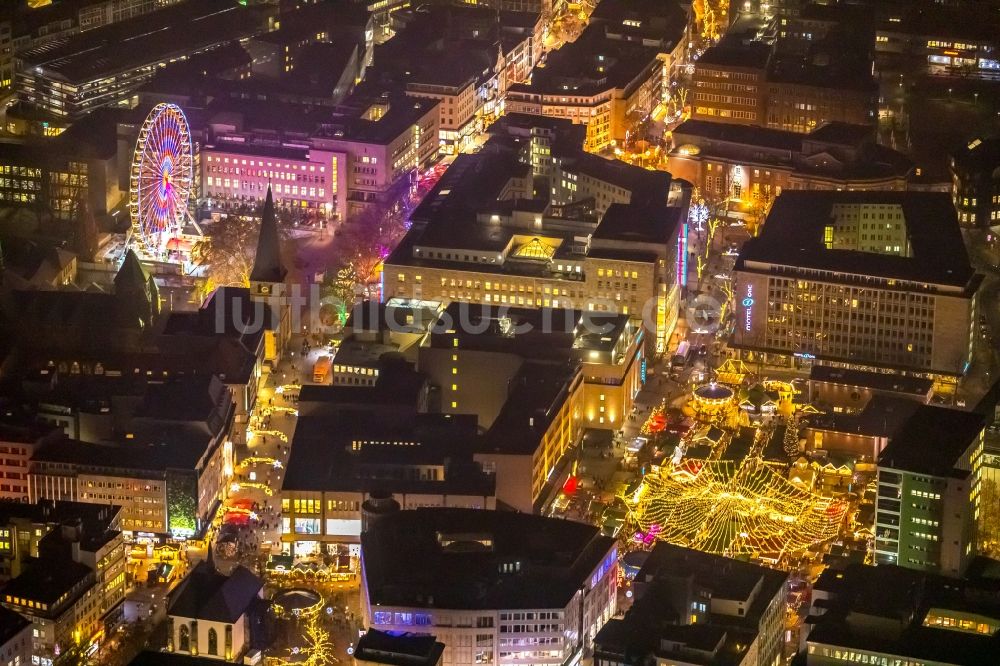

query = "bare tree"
(193, 216), (258, 290)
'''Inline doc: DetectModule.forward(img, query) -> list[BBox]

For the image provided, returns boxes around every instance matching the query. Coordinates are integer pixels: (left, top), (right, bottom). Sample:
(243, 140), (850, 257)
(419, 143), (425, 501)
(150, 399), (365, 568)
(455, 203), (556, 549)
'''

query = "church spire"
(115, 249), (152, 327)
(250, 186), (287, 285)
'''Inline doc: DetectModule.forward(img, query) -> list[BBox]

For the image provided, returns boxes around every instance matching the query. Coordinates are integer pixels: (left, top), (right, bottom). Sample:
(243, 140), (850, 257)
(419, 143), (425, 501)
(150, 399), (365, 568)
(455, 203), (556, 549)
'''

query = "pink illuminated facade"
(200, 97), (439, 221)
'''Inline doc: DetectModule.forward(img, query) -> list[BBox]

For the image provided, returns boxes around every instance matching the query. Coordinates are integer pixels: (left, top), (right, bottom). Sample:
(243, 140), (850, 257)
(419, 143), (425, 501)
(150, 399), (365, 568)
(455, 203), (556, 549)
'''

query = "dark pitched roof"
(0, 500), (119, 535)
(250, 187), (287, 284)
(114, 249), (150, 292)
(31, 376), (233, 472)
(167, 561), (263, 623)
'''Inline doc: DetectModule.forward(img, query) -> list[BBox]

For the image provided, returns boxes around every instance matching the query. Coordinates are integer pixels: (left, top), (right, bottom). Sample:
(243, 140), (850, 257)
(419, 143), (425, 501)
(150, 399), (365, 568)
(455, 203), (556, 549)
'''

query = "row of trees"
(324, 191), (413, 325)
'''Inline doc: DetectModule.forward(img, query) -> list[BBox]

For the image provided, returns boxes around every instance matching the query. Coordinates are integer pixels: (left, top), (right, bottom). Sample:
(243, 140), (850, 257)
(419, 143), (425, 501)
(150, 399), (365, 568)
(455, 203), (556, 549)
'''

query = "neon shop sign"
(743, 285), (754, 331)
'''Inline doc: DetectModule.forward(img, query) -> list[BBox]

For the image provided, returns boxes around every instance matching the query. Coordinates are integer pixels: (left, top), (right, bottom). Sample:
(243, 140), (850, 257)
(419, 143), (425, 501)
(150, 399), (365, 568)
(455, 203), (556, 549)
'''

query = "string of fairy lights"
(629, 458), (848, 557)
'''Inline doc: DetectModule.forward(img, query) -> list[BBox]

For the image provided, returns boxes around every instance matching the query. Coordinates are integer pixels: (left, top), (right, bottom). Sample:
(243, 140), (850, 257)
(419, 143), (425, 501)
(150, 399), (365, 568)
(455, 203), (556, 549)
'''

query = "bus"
(313, 356), (331, 384)
(671, 341), (691, 370)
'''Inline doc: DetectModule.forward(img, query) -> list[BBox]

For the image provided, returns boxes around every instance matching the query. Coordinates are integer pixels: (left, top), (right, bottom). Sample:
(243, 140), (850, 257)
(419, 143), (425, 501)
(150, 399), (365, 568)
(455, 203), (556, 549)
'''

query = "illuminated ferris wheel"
(129, 103), (193, 257)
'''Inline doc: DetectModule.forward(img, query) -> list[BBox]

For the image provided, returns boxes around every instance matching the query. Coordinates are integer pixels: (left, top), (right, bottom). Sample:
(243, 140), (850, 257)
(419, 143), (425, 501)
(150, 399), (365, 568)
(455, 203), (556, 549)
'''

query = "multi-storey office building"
(0, 501), (125, 666)
(473, 360), (584, 512)
(596, 542), (787, 666)
(0, 607), (31, 666)
(874, 405), (985, 576)
(361, 508), (618, 666)
(468, 0), (552, 16)
(692, 37), (877, 133)
(764, 60), (877, 134)
(352, 0), (411, 42)
(15, 0), (271, 119)
(245, 1), (372, 80)
(0, 500), (122, 584)
(590, 0), (693, 94)
(691, 41), (771, 126)
(200, 95), (439, 220)
(0, 113), (121, 220)
(0, 0), (175, 93)
(804, 561), (1000, 665)
(405, 76), (481, 154)
(950, 137), (1000, 228)
(506, 24), (663, 152)
(420, 304), (645, 433)
(383, 122), (690, 356)
(732, 191), (981, 388)
(280, 378), (497, 560)
(0, 420), (59, 503)
(372, 4), (539, 154)
(874, 4), (1000, 78)
(332, 299), (443, 387)
(668, 120), (913, 205)
(28, 376), (235, 539)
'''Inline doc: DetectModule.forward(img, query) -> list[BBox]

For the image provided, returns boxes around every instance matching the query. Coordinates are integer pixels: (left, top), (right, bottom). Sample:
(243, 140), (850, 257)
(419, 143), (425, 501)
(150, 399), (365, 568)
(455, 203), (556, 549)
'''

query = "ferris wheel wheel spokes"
(129, 103), (194, 260)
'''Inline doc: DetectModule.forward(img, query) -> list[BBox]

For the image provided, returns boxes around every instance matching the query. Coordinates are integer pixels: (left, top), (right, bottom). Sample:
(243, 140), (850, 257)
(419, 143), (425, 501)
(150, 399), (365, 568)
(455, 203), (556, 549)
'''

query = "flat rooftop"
(0, 607), (29, 650)
(389, 129), (682, 275)
(592, 202), (684, 245)
(19, 0), (267, 84)
(591, 0), (688, 48)
(696, 39), (771, 69)
(736, 191), (977, 289)
(354, 630), (445, 666)
(361, 508), (614, 610)
(671, 120), (911, 181)
(809, 366), (933, 397)
(0, 500), (119, 534)
(515, 23), (660, 96)
(284, 406), (495, 497)
(877, 405), (985, 477)
(807, 563), (1000, 665)
(673, 119), (802, 152)
(481, 361), (580, 456)
(636, 541), (788, 629)
(428, 304), (631, 359)
(2, 560), (91, 608)
(804, 395), (921, 440)
(345, 300), (444, 334)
